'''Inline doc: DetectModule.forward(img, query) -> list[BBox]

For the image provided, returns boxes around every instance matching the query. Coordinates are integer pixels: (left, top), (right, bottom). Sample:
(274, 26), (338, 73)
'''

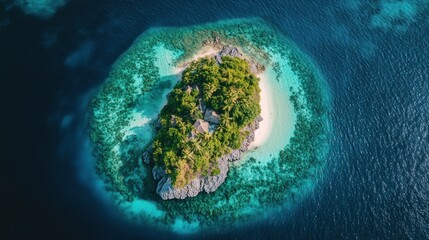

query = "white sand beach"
(189, 46), (219, 62)
(250, 71), (275, 148)
(174, 46), (219, 74)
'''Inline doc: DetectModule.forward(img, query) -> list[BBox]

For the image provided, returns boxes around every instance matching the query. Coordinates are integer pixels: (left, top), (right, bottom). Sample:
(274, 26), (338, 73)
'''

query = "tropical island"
(87, 18), (329, 230)
(146, 47), (264, 200)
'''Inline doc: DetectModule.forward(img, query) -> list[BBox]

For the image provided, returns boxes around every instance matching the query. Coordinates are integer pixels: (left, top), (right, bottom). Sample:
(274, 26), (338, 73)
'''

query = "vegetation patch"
(153, 56), (261, 188)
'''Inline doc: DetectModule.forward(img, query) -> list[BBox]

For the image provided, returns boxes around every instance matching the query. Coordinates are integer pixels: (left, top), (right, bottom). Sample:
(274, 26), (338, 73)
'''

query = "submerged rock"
(155, 116), (262, 200)
(142, 145), (153, 164)
(152, 165), (166, 181)
(142, 151), (150, 164)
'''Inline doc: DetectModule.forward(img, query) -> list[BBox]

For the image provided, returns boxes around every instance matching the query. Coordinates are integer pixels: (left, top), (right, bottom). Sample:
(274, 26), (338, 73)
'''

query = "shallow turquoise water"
(246, 64), (296, 163)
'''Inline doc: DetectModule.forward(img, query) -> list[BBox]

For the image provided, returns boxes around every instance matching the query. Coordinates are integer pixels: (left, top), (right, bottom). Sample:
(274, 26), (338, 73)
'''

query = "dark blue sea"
(2, 0), (429, 239)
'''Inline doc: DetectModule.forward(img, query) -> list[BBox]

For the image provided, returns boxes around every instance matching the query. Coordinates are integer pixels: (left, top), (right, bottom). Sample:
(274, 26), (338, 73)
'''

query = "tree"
(182, 148), (195, 161)
(203, 132), (211, 141)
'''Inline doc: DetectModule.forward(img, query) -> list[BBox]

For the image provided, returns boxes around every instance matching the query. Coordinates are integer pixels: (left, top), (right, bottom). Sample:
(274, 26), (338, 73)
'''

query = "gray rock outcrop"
(156, 157), (229, 200)
(215, 45), (264, 74)
(215, 45), (243, 64)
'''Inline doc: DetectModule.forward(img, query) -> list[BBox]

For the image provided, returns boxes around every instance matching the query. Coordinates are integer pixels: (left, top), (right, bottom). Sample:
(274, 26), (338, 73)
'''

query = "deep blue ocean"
(2, 0), (429, 239)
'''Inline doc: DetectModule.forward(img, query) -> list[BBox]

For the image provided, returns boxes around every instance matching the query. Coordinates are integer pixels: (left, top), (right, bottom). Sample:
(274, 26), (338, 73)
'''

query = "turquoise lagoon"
(88, 18), (330, 233)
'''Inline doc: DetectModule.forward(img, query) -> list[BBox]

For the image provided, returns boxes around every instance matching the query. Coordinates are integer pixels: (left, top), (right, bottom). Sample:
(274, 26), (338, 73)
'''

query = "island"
(146, 46), (264, 200)
(88, 18), (329, 230)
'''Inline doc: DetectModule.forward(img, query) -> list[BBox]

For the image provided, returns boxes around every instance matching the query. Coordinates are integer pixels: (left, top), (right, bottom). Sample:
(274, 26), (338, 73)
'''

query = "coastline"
(250, 71), (274, 148)
(174, 46), (220, 73)
(187, 46), (220, 63)
(244, 63), (297, 166)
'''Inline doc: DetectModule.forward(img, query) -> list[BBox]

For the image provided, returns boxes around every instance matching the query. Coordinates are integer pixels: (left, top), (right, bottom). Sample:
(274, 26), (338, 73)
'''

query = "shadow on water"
(116, 73), (180, 199)
(136, 76), (176, 117)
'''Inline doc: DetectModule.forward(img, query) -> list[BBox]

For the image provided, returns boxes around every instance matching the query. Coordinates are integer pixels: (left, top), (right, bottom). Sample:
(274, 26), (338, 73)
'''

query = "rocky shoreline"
(151, 115), (262, 200)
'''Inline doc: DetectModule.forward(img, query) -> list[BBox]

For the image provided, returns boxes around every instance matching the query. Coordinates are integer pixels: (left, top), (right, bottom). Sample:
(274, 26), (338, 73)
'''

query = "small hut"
(204, 109), (220, 124)
(193, 119), (209, 134)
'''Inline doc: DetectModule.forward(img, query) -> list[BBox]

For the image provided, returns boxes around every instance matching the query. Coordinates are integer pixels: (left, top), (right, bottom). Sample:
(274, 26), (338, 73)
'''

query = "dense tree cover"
(152, 56), (261, 188)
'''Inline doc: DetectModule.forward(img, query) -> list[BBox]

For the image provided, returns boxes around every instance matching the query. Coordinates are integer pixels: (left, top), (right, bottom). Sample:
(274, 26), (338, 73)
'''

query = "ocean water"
(3, 0), (429, 239)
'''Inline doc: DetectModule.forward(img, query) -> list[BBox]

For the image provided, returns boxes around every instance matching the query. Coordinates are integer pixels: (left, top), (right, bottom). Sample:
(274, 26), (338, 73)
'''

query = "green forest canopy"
(152, 56), (261, 188)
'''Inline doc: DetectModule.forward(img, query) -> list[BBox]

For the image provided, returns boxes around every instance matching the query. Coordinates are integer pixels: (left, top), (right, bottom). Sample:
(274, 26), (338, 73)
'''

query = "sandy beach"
(174, 46), (219, 74)
(189, 46), (219, 62)
(250, 71), (274, 148)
